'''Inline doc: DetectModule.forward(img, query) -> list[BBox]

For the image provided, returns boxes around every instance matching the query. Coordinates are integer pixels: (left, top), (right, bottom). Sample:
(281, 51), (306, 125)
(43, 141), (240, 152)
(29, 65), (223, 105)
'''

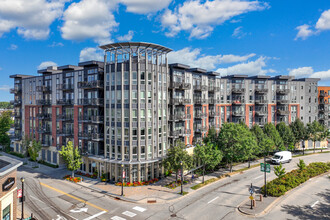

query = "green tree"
(250, 124), (265, 156)
(194, 142), (222, 183)
(290, 119), (307, 151)
(218, 123), (256, 172)
(274, 163), (286, 178)
(21, 135), (31, 156)
(28, 140), (42, 165)
(259, 134), (275, 156)
(264, 123), (285, 151)
(297, 159), (306, 171)
(0, 102), (13, 109)
(203, 127), (218, 145)
(276, 122), (295, 151)
(163, 141), (193, 181)
(0, 110), (13, 151)
(307, 121), (325, 153)
(59, 141), (82, 177)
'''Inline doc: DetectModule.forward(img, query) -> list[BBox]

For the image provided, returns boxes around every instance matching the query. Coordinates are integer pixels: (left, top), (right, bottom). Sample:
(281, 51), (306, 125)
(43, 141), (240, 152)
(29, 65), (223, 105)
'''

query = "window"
(2, 205), (10, 220)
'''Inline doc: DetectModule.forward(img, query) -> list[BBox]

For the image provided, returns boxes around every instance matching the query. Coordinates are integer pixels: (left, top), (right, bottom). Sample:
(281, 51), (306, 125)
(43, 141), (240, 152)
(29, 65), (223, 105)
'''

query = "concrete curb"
(237, 170), (330, 217)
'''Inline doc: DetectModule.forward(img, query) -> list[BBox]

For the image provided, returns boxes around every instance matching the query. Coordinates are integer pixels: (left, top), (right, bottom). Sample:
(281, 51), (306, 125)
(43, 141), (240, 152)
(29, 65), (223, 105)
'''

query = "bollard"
(259, 194), (263, 202)
(253, 199), (257, 207)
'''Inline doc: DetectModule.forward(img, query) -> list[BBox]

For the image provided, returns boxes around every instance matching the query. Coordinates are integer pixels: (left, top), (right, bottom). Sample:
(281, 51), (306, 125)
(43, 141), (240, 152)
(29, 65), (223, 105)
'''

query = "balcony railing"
(78, 115), (92, 123)
(232, 100), (245, 105)
(36, 85), (52, 93)
(277, 110), (290, 115)
(193, 85), (208, 91)
(57, 99), (74, 105)
(193, 97), (207, 105)
(78, 132), (92, 140)
(195, 111), (207, 118)
(37, 126), (52, 134)
(56, 129), (74, 137)
(255, 99), (268, 105)
(36, 99), (52, 105)
(209, 111), (218, 117)
(91, 116), (104, 124)
(208, 86), (220, 92)
(92, 133), (104, 141)
(169, 98), (190, 105)
(36, 113), (52, 120)
(41, 140), (52, 147)
(276, 89), (290, 94)
(78, 98), (104, 106)
(170, 82), (191, 90)
(232, 111), (245, 117)
(277, 99), (289, 105)
(62, 84), (74, 91)
(231, 87), (245, 93)
(194, 125), (208, 133)
(255, 88), (268, 93)
(57, 114), (74, 121)
(14, 123), (22, 130)
(255, 111), (268, 116)
(78, 80), (104, 89)
(11, 100), (22, 106)
(14, 112), (21, 118)
(318, 107), (329, 113)
(208, 98), (220, 104)
(13, 134), (22, 141)
(319, 91), (327, 97)
(254, 121), (267, 126)
(169, 113), (188, 121)
(10, 87), (22, 94)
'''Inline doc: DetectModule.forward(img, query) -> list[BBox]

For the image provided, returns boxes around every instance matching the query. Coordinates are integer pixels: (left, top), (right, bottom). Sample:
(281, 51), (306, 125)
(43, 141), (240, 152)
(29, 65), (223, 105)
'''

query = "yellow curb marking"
(40, 182), (108, 212)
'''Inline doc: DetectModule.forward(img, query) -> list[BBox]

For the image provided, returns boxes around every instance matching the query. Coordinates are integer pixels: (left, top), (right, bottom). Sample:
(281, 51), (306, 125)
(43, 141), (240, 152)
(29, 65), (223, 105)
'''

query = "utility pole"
(21, 177), (25, 220)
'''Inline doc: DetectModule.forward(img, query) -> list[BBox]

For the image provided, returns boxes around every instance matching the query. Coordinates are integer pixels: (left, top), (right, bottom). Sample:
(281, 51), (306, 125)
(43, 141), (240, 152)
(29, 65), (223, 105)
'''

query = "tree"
(250, 124), (265, 156)
(203, 127), (218, 145)
(163, 141), (193, 182)
(306, 121), (325, 153)
(28, 140), (42, 165)
(264, 123), (285, 151)
(21, 135), (31, 156)
(0, 110), (13, 151)
(290, 119), (307, 151)
(297, 159), (306, 171)
(259, 134), (275, 156)
(0, 102), (13, 109)
(59, 141), (82, 177)
(218, 123), (257, 172)
(194, 142), (222, 183)
(274, 163), (286, 178)
(276, 122), (295, 151)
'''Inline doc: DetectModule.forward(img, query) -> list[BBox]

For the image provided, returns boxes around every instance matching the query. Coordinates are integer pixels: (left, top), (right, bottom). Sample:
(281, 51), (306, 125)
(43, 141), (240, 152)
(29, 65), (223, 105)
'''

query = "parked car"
(271, 151), (292, 164)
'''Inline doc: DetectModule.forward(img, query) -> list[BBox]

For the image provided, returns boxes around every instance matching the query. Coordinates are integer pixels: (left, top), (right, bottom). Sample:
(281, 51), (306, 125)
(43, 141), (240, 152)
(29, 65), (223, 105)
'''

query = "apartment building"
(11, 42), (320, 182)
(317, 86), (330, 127)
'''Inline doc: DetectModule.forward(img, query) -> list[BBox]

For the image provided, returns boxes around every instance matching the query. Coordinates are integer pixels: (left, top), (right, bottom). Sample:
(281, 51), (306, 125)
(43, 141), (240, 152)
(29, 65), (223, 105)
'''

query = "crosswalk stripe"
(133, 206), (146, 212)
(111, 216), (126, 220)
(122, 211), (137, 217)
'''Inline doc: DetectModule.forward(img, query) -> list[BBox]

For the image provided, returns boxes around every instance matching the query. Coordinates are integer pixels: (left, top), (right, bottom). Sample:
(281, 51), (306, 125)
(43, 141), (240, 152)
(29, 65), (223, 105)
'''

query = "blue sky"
(1, 0), (330, 101)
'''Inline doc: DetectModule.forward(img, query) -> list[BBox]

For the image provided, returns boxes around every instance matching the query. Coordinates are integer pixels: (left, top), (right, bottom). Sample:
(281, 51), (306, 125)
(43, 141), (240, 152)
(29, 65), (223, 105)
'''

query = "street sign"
(249, 196), (254, 200)
(123, 171), (125, 178)
(260, 163), (271, 173)
(17, 189), (22, 198)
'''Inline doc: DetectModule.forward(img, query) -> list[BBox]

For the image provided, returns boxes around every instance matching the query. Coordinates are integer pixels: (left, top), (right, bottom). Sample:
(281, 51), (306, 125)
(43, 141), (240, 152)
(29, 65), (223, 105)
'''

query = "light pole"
(263, 156), (267, 197)
(302, 141), (305, 155)
(121, 164), (124, 196)
(20, 177), (25, 220)
(180, 161), (183, 195)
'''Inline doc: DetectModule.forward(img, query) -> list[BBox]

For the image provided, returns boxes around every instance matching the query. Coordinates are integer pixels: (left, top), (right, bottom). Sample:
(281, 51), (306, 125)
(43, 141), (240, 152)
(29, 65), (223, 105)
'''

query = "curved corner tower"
(99, 42), (172, 182)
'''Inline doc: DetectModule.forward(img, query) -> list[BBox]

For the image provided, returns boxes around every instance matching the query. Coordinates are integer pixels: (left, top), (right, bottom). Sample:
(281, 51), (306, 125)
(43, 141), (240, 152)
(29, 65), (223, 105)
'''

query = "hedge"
(38, 160), (59, 168)
(8, 151), (25, 158)
(261, 162), (330, 197)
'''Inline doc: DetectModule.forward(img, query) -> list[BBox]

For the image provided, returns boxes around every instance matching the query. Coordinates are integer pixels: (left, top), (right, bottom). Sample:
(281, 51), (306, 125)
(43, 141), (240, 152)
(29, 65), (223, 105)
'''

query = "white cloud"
(289, 66), (330, 80)
(48, 41), (64, 47)
(61, 0), (118, 44)
(8, 44), (18, 50)
(117, 30), (134, 41)
(0, 0), (68, 39)
(0, 85), (10, 92)
(216, 56), (274, 76)
(295, 9), (330, 40)
(232, 26), (246, 39)
(295, 24), (314, 40)
(161, 0), (268, 39)
(119, 0), (172, 14)
(168, 47), (255, 70)
(79, 47), (103, 62)
(38, 61), (57, 70)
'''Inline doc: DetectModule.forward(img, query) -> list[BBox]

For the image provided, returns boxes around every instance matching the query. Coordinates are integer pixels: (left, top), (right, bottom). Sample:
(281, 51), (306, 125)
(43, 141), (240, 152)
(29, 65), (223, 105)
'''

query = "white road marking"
(70, 207), (88, 213)
(122, 211), (136, 217)
(254, 175), (263, 179)
(111, 216), (126, 220)
(83, 211), (107, 220)
(207, 196), (219, 204)
(53, 215), (67, 220)
(311, 200), (319, 208)
(133, 206), (146, 212)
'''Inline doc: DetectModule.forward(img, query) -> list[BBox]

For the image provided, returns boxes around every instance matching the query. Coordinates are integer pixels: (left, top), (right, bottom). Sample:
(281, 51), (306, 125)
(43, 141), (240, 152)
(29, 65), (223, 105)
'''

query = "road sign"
(123, 171), (125, 178)
(17, 189), (22, 198)
(260, 163), (271, 173)
(249, 196), (254, 200)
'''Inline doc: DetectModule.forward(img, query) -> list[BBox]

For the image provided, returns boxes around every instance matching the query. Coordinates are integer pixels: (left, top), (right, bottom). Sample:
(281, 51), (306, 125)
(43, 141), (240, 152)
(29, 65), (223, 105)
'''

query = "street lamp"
(302, 141), (305, 156)
(20, 177), (25, 220)
(121, 164), (124, 196)
(180, 161), (183, 195)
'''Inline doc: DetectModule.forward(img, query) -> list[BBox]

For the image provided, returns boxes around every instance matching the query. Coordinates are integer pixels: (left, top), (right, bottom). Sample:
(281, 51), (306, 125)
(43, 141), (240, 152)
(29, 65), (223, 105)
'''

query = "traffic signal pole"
(264, 156), (267, 197)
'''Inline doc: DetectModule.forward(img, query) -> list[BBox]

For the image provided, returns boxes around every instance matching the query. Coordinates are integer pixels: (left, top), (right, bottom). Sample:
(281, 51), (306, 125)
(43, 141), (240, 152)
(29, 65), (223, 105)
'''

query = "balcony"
(91, 116), (104, 124)
(208, 98), (220, 105)
(193, 85), (207, 91)
(178, 129), (191, 137)
(194, 125), (208, 133)
(232, 111), (245, 117)
(255, 88), (268, 94)
(319, 107), (329, 113)
(209, 111), (218, 117)
(231, 87), (245, 94)
(11, 100), (22, 106)
(193, 97), (207, 105)
(78, 98), (104, 106)
(57, 114), (74, 121)
(10, 87), (22, 94)
(78, 132), (92, 140)
(36, 113), (52, 120)
(208, 86), (220, 92)
(255, 110), (268, 116)
(169, 113), (188, 121)
(169, 98), (190, 105)
(277, 99), (289, 105)
(13, 134), (22, 141)
(62, 84), (74, 91)
(254, 121), (267, 127)
(14, 112), (21, 118)
(195, 111), (207, 119)
(14, 123), (21, 130)
(78, 115), (92, 123)
(319, 91), (327, 97)
(232, 100), (245, 105)
(277, 110), (290, 115)
(36, 85), (52, 93)
(36, 99), (52, 105)
(276, 89), (290, 94)
(318, 114), (328, 120)
(41, 140), (52, 147)
(56, 129), (74, 137)
(92, 133), (104, 141)
(255, 99), (268, 105)
(57, 99), (74, 105)
(37, 126), (52, 134)
(78, 80), (104, 89)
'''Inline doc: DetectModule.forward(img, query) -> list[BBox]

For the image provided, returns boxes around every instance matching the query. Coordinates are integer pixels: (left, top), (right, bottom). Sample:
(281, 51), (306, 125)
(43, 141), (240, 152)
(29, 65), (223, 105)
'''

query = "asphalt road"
(17, 153), (329, 220)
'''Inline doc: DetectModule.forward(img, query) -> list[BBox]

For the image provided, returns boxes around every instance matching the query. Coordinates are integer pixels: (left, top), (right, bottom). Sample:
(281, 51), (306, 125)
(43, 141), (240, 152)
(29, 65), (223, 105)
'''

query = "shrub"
(8, 151), (25, 158)
(274, 163), (286, 178)
(38, 160), (59, 168)
(297, 159), (306, 171)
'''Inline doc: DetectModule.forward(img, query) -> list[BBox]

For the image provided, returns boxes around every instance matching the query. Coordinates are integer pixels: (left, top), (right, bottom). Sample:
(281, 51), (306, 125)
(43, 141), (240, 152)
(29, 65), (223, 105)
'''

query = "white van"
(271, 151), (292, 164)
